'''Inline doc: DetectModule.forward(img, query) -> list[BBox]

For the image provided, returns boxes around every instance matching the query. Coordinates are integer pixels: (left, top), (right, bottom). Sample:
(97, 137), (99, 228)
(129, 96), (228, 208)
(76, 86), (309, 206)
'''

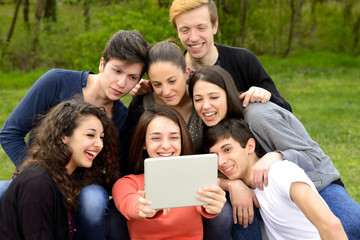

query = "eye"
(100, 136), (104, 141)
(194, 98), (202, 102)
(210, 96), (219, 100)
(130, 75), (139, 81)
(224, 147), (231, 153)
(152, 82), (161, 88)
(87, 134), (95, 138)
(169, 79), (176, 84)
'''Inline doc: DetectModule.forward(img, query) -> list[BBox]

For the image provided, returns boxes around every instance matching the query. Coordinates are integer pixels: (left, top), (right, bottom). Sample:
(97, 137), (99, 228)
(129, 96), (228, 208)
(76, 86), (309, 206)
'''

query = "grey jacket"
(244, 101), (340, 191)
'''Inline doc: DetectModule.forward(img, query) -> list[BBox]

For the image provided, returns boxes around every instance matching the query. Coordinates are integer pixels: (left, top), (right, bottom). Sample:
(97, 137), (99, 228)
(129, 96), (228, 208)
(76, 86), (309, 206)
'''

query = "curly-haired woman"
(0, 98), (119, 239)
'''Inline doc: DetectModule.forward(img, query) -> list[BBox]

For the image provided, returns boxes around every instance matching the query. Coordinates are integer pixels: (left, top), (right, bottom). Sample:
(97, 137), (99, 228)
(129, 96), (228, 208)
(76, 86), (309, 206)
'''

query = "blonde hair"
(169, 0), (218, 29)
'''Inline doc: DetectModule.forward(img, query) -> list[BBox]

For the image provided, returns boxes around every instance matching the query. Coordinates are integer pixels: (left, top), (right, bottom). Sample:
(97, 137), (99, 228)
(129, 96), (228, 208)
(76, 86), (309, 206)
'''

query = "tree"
(283, 0), (305, 57)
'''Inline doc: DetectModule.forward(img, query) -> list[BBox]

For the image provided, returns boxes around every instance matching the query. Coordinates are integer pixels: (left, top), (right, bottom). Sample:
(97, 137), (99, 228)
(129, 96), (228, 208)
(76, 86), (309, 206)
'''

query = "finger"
(248, 204), (254, 225)
(242, 93), (251, 108)
(263, 169), (269, 187)
(233, 207), (238, 224)
(242, 208), (249, 228)
(252, 193), (260, 209)
(237, 208), (243, 225)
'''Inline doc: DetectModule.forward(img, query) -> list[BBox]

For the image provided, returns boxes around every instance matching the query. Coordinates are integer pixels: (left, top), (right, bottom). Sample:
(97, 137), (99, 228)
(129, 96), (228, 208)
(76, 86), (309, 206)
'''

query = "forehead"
(210, 137), (237, 150)
(105, 59), (144, 74)
(194, 80), (224, 94)
(147, 116), (180, 134)
(148, 62), (184, 79)
(175, 5), (212, 28)
(76, 115), (103, 130)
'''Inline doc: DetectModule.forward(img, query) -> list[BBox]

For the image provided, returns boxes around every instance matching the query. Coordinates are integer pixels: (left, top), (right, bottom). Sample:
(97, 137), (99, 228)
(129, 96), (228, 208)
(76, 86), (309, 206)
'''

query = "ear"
(246, 138), (256, 154)
(143, 144), (147, 150)
(61, 133), (69, 144)
(212, 19), (218, 35)
(99, 57), (105, 73)
(185, 67), (191, 79)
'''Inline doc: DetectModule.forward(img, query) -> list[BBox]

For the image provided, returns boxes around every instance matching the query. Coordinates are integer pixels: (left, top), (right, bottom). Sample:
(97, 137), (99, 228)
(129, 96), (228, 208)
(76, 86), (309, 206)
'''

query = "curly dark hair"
(18, 98), (120, 210)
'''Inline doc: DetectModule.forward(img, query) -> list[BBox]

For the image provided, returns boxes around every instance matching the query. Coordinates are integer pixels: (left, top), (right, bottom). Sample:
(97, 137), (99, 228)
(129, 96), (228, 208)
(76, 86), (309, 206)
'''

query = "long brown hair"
(129, 105), (194, 174)
(18, 98), (120, 210)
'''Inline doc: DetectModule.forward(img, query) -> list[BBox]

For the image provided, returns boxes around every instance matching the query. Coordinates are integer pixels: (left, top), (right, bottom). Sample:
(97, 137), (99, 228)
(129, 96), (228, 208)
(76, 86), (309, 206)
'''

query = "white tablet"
(144, 153), (218, 209)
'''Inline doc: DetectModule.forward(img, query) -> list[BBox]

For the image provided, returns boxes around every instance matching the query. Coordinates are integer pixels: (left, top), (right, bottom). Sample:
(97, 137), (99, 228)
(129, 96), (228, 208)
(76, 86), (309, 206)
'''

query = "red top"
(112, 174), (217, 240)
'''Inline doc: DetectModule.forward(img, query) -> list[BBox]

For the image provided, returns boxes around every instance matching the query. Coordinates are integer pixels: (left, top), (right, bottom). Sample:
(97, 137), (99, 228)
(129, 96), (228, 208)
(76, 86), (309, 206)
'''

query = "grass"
(0, 52), (359, 203)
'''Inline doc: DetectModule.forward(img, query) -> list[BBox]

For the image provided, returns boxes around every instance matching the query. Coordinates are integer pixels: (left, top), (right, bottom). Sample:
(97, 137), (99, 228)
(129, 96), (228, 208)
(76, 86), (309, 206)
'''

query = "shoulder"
(269, 161), (311, 188)
(35, 69), (88, 88)
(11, 167), (57, 196)
(216, 44), (255, 59)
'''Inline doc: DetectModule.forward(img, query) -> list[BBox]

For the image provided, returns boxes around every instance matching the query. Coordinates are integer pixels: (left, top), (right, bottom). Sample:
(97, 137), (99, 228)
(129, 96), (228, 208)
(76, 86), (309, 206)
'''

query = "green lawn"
(0, 53), (359, 203)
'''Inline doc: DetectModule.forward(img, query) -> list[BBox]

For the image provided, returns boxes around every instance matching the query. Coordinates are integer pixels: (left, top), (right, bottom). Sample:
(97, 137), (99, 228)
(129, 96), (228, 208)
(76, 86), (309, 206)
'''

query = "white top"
(254, 160), (323, 240)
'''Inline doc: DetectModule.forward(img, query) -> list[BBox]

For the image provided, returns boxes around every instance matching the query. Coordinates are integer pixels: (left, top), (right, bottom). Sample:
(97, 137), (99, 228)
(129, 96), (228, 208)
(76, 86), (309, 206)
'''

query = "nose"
(161, 138), (171, 149)
(189, 29), (199, 41)
(94, 137), (103, 150)
(162, 85), (171, 96)
(217, 154), (227, 167)
(116, 75), (126, 88)
(203, 99), (211, 109)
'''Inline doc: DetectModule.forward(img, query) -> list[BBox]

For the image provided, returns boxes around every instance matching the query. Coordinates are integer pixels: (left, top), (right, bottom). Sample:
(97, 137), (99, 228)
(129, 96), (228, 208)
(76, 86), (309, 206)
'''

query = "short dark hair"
(203, 118), (264, 157)
(102, 30), (151, 76)
(188, 65), (244, 120)
(129, 105), (194, 174)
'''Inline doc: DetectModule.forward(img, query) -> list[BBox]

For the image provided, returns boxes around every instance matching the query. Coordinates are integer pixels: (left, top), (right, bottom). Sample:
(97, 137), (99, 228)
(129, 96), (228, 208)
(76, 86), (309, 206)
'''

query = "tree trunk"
(44, 0), (57, 22)
(83, 0), (90, 31)
(6, 0), (22, 44)
(238, 0), (247, 45)
(23, 0), (30, 31)
(352, 14), (360, 54)
(283, 0), (304, 57)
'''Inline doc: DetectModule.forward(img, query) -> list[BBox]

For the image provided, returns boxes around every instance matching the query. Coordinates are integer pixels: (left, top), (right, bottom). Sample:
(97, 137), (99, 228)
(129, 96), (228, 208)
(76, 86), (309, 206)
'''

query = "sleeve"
(197, 206), (218, 219)
(112, 175), (143, 220)
(18, 174), (59, 240)
(0, 69), (59, 167)
(246, 103), (321, 171)
(268, 161), (314, 199)
(243, 50), (292, 112)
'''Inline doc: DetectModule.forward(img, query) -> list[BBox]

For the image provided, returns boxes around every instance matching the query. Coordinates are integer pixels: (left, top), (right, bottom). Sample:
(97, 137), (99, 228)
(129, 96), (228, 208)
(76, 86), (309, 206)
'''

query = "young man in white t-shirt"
(204, 118), (348, 240)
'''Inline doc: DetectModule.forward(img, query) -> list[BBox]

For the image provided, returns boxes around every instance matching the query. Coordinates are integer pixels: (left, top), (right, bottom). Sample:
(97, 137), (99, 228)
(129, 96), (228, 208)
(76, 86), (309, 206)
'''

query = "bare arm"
(219, 177), (259, 227)
(290, 182), (348, 240)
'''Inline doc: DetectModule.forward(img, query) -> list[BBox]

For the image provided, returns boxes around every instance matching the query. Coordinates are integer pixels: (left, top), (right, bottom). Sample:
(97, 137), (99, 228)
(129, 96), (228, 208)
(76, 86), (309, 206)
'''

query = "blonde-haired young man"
(169, 0), (291, 112)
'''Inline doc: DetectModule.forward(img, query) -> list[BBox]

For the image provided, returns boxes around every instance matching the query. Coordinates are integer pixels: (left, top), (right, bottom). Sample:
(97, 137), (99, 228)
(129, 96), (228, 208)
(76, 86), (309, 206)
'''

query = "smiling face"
(192, 80), (227, 126)
(144, 116), (182, 158)
(99, 58), (143, 100)
(209, 137), (251, 181)
(148, 62), (189, 106)
(62, 115), (104, 174)
(175, 5), (218, 60)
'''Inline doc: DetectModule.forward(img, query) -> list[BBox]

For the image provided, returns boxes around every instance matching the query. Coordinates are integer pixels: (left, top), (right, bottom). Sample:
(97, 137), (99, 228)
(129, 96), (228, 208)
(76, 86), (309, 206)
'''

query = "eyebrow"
(220, 143), (231, 149)
(149, 132), (180, 135)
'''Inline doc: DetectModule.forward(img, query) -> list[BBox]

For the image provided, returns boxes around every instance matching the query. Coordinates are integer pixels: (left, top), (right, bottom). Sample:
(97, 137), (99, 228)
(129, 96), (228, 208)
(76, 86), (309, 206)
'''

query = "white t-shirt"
(254, 160), (324, 240)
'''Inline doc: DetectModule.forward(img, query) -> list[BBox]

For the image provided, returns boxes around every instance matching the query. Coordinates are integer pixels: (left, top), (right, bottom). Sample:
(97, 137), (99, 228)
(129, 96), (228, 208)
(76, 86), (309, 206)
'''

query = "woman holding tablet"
(112, 105), (226, 240)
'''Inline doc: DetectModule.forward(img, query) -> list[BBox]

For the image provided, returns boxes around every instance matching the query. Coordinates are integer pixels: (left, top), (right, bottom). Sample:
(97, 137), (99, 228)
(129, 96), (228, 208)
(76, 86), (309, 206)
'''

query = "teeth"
(86, 151), (95, 157)
(191, 44), (202, 49)
(159, 153), (172, 157)
(204, 112), (216, 117)
(224, 166), (233, 172)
